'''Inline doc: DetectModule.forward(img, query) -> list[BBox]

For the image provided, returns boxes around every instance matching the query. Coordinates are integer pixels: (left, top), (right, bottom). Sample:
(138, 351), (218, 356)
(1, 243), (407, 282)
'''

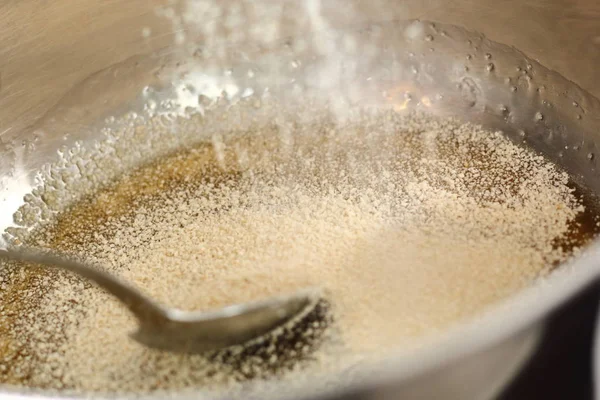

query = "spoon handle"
(0, 248), (168, 327)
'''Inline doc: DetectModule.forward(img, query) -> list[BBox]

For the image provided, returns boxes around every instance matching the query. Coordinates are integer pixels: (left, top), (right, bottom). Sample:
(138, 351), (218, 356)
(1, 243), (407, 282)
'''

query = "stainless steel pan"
(1, 1), (600, 399)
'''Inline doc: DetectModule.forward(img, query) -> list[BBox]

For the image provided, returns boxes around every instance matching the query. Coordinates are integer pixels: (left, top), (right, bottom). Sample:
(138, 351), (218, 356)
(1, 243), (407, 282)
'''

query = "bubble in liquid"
(485, 53), (492, 60)
(573, 101), (579, 107)
(486, 63), (495, 72)
(425, 35), (434, 42)
(466, 54), (472, 60)
(588, 153), (595, 161)
(577, 114), (582, 120)
(535, 112), (544, 121)
(510, 86), (517, 92)
(518, 130), (526, 137)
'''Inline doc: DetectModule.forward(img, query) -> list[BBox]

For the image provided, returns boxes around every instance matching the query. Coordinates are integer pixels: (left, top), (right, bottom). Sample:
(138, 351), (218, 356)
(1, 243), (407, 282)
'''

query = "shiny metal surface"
(1, 0), (600, 139)
(0, 249), (316, 353)
(0, 1), (599, 399)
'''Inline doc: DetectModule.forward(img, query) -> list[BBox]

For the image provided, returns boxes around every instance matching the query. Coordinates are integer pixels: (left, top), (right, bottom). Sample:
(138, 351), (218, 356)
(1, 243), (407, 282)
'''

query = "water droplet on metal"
(535, 112), (544, 121)
(425, 35), (434, 42)
(486, 63), (495, 72)
(485, 53), (492, 60)
(458, 77), (479, 108)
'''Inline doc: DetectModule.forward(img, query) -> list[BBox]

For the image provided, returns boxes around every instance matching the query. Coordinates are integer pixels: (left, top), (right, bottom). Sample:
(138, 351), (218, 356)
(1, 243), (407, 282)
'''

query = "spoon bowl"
(0, 248), (319, 353)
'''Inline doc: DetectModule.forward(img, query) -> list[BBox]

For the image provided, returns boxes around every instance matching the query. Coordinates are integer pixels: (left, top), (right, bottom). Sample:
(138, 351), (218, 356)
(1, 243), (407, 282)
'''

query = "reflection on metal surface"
(0, 1), (600, 399)
(421, 96), (432, 108)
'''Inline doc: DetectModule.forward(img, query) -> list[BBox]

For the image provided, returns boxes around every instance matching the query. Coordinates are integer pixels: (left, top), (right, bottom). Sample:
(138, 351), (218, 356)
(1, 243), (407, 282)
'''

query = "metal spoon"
(0, 248), (319, 353)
